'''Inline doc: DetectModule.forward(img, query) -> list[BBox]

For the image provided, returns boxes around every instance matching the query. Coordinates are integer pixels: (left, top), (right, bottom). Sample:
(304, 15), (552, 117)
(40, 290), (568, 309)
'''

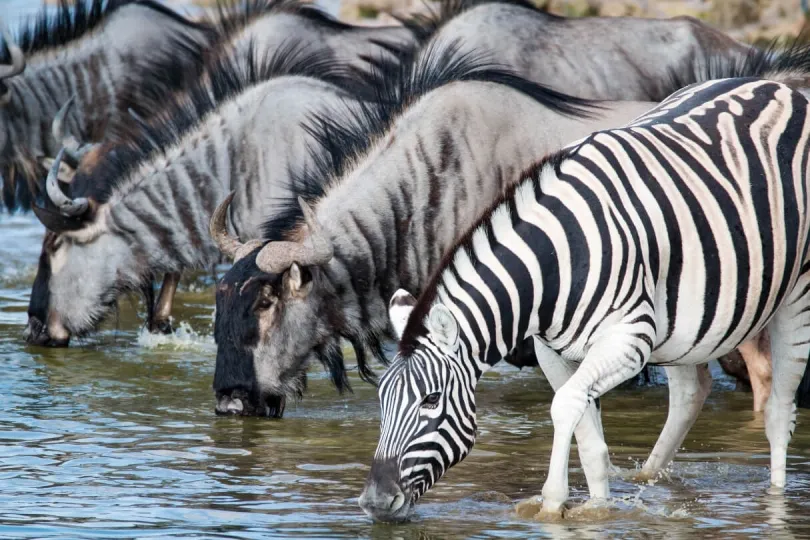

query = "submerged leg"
(540, 322), (653, 514)
(532, 337), (610, 500)
(765, 290), (810, 488)
(150, 272), (181, 334)
(639, 364), (712, 479)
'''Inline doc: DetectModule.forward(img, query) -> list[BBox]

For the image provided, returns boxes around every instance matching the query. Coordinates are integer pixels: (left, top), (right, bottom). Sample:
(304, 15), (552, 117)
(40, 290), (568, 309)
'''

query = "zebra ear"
(388, 289), (417, 340)
(427, 303), (459, 350)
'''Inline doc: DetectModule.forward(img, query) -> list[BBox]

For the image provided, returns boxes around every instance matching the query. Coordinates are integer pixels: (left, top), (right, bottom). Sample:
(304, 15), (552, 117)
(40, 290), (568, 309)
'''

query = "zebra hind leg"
(765, 283), (810, 488)
(539, 327), (652, 515)
(638, 364), (712, 480)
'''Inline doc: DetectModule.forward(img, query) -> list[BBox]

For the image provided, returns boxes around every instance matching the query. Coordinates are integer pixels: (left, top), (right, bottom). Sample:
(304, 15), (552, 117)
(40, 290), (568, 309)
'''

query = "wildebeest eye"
(421, 392), (441, 409)
(255, 286), (276, 311)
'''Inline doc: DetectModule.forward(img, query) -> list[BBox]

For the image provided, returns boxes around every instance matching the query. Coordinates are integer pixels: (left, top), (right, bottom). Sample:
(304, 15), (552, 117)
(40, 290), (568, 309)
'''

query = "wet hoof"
(149, 318), (173, 335)
(515, 496), (567, 521)
(633, 468), (663, 484)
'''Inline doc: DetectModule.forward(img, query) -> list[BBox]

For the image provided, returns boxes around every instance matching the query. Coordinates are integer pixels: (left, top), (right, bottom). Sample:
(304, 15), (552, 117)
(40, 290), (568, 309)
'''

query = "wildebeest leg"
(531, 337), (610, 501)
(150, 272), (181, 334)
(765, 290), (810, 488)
(718, 349), (751, 390)
(738, 332), (772, 412)
(638, 364), (712, 480)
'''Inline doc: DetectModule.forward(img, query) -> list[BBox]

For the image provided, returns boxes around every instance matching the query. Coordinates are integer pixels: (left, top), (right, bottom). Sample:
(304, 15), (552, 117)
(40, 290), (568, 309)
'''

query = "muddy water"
(4, 215), (810, 539)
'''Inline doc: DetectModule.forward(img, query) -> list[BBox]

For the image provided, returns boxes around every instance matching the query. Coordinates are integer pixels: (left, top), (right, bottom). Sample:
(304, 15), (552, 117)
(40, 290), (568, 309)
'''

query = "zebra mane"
(0, 0), (195, 61)
(666, 35), (810, 97)
(397, 150), (569, 356)
(397, 0), (554, 43)
(261, 38), (596, 241)
(208, 0), (359, 38)
(71, 41), (361, 205)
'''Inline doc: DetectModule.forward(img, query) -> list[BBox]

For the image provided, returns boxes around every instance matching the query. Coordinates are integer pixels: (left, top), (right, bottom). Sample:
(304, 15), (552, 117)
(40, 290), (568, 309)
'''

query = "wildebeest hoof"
(215, 395), (245, 415)
(149, 318), (173, 335)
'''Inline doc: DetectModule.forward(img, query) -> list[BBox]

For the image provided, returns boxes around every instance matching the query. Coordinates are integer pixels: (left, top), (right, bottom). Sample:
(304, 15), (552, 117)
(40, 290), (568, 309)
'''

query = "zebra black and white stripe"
(360, 77), (810, 522)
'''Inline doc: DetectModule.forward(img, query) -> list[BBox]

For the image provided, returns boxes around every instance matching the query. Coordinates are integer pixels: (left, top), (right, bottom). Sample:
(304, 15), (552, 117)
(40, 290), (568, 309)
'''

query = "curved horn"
(0, 20), (25, 80)
(52, 95), (80, 149)
(255, 197), (333, 274)
(46, 148), (89, 216)
(209, 191), (262, 262)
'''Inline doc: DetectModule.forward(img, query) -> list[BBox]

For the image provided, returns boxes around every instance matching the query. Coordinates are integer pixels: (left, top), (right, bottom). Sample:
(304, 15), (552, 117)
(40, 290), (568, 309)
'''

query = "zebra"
(208, 41), (663, 417)
(23, 42), (373, 346)
(400, 0), (754, 100)
(359, 76), (810, 522)
(0, 0), (214, 212)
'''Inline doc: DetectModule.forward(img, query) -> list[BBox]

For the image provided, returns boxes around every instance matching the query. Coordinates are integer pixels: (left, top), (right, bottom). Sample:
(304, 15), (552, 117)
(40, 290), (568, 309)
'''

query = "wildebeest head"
(25, 149), (140, 346)
(211, 192), (345, 418)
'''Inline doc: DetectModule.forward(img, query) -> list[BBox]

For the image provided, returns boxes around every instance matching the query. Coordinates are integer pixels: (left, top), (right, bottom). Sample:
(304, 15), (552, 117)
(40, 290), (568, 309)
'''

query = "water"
(4, 1), (810, 538)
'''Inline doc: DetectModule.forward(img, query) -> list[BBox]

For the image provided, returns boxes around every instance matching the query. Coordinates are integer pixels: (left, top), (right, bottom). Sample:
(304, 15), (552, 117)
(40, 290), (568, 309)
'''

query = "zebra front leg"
(532, 337), (610, 500)
(638, 364), (712, 479)
(540, 327), (653, 514)
(150, 272), (181, 334)
(765, 292), (810, 488)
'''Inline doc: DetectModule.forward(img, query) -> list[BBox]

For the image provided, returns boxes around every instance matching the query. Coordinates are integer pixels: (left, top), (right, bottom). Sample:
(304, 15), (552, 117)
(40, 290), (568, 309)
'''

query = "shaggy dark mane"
(209, 0), (357, 38)
(0, 0), (193, 61)
(664, 35), (810, 98)
(0, 0), (213, 213)
(262, 39), (598, 240)
(397, 0), (553, 43)
(70, 40), (360, 204)
(398, 149), (570, 356)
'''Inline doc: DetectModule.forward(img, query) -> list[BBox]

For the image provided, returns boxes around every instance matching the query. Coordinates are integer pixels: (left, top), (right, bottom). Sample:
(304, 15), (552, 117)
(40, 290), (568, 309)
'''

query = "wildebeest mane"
(209, 0), (359, 37)
(397, 0), (554, 43)
(0, 0), (213, 212)
(262, 38), (597, 241)
(70, 40), (360, 204)
(397, 150), (570, 357)
(0, 0), (202, 61)
(664, 35), (810, 98)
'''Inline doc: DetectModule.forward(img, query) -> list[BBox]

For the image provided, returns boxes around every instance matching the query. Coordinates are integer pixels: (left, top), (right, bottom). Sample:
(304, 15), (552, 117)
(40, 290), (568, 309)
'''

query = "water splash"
(136, 321), (215, 352)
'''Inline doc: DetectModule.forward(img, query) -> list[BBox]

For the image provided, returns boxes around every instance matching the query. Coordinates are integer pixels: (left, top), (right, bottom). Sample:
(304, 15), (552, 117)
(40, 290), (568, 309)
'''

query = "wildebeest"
(208, 41), (660, 417)
(0, 0), (214, 212)
(400, 0), (754, 100)
(24, 43), (374, 346)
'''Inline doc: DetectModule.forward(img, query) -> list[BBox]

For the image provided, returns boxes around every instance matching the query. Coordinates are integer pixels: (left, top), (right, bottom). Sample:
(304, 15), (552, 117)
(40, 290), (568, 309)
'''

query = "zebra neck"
(433, 168), (572, 371)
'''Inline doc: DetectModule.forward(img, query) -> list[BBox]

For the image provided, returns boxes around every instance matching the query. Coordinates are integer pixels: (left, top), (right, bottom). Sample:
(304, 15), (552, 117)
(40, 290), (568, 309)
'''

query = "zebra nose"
(358, 482), (408, 521)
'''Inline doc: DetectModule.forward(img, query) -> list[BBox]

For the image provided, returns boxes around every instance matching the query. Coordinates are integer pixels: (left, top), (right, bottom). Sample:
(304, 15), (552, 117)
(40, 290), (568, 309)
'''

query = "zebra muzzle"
(358, 459), (412, 522)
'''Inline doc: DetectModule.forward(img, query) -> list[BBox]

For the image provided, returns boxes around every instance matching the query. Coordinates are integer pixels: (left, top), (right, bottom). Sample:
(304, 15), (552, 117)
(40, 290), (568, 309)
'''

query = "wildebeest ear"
(286, 263), (313, 297)
(388, 289), (417, 340)
(32, 203), (90, 233)
(427, 303), (459, 351)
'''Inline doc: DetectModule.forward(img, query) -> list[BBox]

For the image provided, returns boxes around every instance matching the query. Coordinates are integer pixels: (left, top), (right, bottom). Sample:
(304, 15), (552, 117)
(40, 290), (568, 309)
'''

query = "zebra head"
(359, 290), (477, 522)
(210, 193), (340, 417)
(26, 149), (139, 346)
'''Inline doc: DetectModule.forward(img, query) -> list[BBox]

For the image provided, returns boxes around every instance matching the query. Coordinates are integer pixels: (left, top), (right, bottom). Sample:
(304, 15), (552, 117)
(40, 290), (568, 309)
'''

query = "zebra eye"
(421, 392), (441, 408)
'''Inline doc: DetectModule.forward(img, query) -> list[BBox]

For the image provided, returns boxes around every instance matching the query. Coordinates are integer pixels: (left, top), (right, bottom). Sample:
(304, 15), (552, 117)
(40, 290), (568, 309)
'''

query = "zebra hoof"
(514, 496), (567, 521)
